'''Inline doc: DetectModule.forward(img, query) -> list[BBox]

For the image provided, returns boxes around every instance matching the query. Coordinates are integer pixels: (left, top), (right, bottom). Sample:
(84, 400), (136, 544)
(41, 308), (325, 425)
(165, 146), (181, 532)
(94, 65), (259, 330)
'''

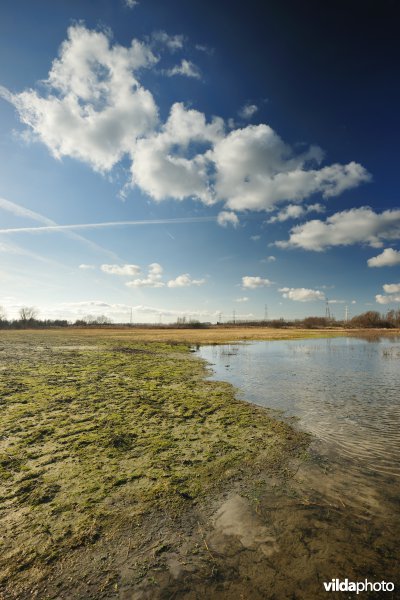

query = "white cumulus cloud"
(132, 102), (223, 203)
(217, 211), (239, 228)
(212, 125), (370, 211)
(267, 202), (324, 223)
(101, 263), (141, 276)
(235, 297), (249, 302)
(1, 25), (371, 213)
(383, 283), (400, 294)
(376, 289), (400, 304)
(279, 287), (325, 301)
(239, 103), (258, 119)
(367, 248), (400, 267)
(242, 276), (272, 289)
(167, 274), (205, 288)
(4, 25), (158, 172)
(79, 264), (95, 270)
(151, 31), (185, 52)
(166, 59), (201, 79)
(126, 262), (164, 288)
(277, 208), (400, 251)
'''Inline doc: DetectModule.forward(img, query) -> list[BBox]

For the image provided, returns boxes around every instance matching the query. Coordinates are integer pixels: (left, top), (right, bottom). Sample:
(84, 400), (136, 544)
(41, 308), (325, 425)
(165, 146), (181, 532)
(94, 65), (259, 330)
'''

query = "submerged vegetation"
(0, 330), (309, 598)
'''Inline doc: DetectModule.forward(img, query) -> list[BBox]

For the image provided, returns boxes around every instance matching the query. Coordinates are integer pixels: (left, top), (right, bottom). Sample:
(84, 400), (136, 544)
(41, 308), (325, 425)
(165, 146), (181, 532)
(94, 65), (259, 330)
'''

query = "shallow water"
(199, 337), (400, 479)
(197, 337), (400, 595)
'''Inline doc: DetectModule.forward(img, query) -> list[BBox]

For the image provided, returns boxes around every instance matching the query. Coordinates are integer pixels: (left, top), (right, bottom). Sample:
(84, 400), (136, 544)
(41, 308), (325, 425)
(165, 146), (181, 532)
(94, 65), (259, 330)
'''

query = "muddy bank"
(0, 331), (309, 599)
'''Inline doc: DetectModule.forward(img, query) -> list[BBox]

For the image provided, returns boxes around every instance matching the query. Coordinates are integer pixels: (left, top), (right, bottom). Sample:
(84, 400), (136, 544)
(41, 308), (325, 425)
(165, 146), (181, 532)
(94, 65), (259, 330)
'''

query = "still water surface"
(198, 337), (400, 514)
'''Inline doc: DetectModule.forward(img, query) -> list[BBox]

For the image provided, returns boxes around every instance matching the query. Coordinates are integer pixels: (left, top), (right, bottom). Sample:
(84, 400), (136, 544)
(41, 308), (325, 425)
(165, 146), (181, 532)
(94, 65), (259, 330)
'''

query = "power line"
(325, 299), (331, 320)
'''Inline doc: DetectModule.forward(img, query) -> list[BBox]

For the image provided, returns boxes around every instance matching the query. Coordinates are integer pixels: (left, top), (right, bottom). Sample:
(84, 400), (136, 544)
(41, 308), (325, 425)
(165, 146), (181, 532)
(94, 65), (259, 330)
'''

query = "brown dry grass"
(7, 325), (399, 345)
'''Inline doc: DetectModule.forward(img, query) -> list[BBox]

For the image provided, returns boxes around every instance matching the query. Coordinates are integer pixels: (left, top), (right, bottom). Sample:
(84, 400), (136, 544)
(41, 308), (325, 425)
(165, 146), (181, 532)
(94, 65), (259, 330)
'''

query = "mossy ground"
(0, 329), (314, 598)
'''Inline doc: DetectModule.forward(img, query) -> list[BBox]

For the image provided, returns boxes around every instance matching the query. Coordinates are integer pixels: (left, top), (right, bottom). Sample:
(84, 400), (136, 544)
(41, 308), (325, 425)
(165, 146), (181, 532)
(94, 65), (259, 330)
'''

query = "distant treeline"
(1, 306), (400, 329)
(222, 310), (400, 329)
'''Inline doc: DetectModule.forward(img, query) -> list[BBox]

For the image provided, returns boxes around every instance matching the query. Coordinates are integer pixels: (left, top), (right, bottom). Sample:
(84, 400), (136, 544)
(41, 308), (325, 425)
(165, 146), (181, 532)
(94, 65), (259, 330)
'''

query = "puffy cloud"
(277, 208), (400, 251)
(235, 297), (249, 302)
(250, 235), (261, 241)
(383, 283), (400, 294)
(267, 202), (324, 223)
(279, 287), (325, 301)
(124, 0), (138, 8)
(367, 248), (400, 267)
(2, 25), (370, 212)
(167, 274), (205, 288)
(101, 263), (141, 276)
(212, 125), (370, 211)
(217, 211), (239, 228)
(376, 292), (400, 304)
(79, 264), (95, 270)
(242, 276), (272, 289)
(375, 284), (400, 304)
(132, 102), (223, 203)
(151, 31), (185, 52)
(5, 25), (158, 172)
(165, 59), (201, 79)
(126, 262), (164, 288)
(239, 103), (258, 119)
(125, 278), (164, 288)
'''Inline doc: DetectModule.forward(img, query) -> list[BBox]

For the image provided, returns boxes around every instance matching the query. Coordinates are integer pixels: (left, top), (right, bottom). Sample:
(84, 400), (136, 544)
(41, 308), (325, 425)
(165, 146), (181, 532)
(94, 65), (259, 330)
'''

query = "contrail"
(0, 216), (217, 234)
(0, 197), (120, 260)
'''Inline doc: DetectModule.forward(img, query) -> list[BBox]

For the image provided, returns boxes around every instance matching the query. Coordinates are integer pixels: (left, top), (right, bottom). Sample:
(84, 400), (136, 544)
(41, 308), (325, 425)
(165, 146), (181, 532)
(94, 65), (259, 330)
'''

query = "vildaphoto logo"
(323, 579), (395, 594)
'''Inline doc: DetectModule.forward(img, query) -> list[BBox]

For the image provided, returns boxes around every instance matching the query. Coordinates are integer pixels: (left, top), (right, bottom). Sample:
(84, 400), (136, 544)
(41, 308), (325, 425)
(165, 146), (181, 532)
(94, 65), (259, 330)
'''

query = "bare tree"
(0, 306), (6, 321)
(19, 306), (38, 323)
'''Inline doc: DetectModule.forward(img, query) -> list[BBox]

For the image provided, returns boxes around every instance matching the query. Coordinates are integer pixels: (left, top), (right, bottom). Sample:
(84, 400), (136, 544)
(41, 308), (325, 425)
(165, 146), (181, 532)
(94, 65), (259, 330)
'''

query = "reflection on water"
(198, 337), (400, 481)
(197, 337), (400, 594)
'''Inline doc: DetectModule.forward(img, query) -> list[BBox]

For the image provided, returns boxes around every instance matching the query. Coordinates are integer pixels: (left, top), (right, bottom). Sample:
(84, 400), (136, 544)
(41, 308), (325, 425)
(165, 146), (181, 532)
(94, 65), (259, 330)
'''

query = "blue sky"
(0, 0), (399, 322)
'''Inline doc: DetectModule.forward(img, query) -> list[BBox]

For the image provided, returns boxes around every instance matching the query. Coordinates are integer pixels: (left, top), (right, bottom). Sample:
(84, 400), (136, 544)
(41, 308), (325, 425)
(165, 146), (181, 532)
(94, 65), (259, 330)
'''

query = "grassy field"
(0, 327), (396, 598)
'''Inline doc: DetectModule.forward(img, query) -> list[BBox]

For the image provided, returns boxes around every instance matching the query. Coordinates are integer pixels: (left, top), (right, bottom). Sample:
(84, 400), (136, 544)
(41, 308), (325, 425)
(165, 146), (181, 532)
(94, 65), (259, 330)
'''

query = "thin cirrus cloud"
(367, 248), (400, 267)
(375, 283), (400, 304)
(277, 207), (400, 251)
(279, 287), (325, 301)
(242, 276), (272, 289)
(0, 24), (370, 213)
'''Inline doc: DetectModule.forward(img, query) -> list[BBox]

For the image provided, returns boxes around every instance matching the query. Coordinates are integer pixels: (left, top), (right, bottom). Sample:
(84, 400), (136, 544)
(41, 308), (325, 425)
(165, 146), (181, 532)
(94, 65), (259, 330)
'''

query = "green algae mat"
(0, 331), (308, 598)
